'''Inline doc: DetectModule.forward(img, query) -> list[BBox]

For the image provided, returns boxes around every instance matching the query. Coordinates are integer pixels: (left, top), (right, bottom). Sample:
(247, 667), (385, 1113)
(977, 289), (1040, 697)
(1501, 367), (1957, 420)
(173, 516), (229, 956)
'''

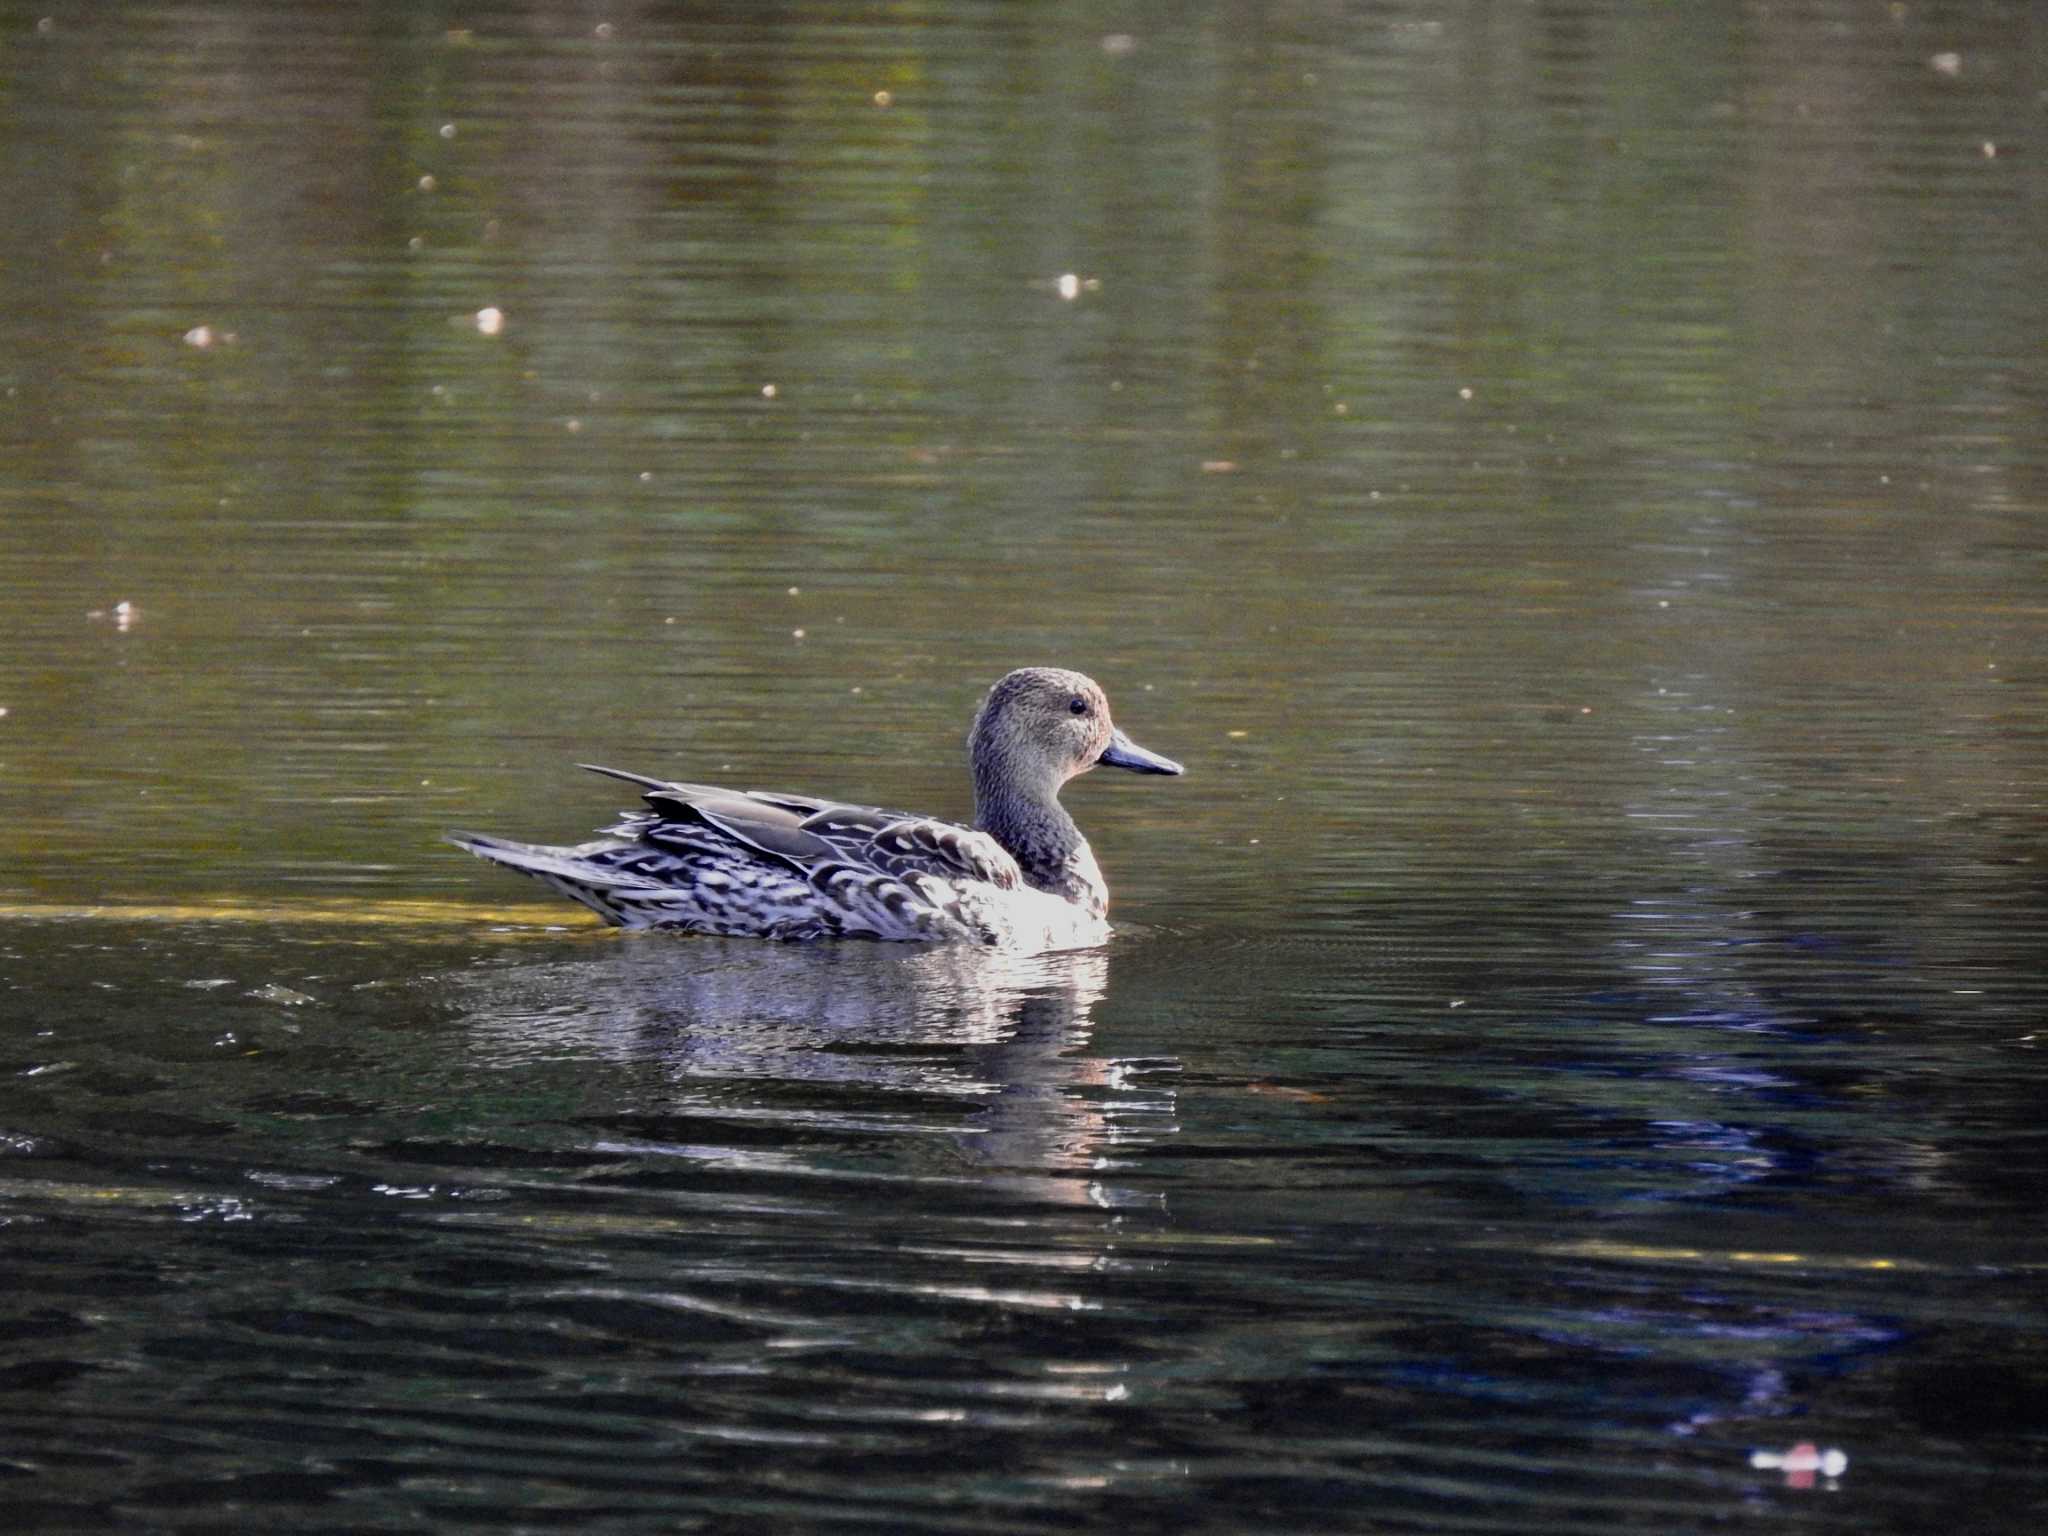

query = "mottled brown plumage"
(449, 667), (1181, 949)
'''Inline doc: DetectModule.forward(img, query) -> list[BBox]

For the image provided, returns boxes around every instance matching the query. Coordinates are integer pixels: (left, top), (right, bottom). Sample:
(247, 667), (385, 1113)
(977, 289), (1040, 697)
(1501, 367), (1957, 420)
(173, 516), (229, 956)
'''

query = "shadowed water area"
(2, 2), (2046, 1531)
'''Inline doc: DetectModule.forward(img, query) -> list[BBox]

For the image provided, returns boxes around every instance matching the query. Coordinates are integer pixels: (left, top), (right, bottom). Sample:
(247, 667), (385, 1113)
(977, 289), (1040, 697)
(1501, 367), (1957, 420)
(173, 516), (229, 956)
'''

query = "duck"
(447, 667), (1182, 949)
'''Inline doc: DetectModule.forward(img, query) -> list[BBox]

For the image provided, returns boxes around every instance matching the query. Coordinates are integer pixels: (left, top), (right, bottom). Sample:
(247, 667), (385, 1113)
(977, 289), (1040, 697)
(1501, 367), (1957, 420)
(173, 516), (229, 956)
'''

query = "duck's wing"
(793, 805), (1020, 889)
(582, 764), (846, 828)
(581, 766), (1017, 890)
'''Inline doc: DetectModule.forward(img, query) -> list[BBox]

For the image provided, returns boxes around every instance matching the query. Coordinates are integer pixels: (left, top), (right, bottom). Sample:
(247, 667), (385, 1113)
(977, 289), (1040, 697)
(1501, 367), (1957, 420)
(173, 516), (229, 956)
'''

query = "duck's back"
(452, 774), (1046, 943)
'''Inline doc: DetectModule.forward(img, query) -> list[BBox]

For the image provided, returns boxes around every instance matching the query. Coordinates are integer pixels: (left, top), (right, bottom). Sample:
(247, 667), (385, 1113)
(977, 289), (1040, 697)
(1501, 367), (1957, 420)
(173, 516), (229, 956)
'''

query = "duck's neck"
(973, 777), (1102, 911)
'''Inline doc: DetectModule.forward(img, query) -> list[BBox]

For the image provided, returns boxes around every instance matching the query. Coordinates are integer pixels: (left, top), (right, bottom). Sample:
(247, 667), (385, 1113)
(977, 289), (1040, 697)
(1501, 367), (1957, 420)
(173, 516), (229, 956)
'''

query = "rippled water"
(3, 3), (2046, 1531)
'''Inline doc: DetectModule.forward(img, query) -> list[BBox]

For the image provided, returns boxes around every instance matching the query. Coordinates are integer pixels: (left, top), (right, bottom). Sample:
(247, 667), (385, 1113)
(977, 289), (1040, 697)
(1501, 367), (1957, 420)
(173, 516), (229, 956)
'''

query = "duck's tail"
(445, 831), (662, 927)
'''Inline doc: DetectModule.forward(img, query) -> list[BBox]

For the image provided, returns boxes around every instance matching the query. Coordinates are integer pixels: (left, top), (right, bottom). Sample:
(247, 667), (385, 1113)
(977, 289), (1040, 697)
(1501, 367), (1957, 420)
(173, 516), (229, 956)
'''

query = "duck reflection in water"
(456, 940), (1180, 1210)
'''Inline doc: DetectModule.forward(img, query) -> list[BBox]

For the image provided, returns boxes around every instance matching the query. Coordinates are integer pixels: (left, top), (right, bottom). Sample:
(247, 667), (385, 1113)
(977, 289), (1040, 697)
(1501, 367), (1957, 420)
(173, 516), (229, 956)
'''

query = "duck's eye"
(1068, 697), (1089, 716)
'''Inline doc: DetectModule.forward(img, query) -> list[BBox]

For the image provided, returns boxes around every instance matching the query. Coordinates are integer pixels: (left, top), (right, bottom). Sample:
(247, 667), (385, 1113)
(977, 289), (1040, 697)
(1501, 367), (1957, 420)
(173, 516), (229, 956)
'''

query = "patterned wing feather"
(825, 814), (1020, 888)
(583, 771), (1018, 896)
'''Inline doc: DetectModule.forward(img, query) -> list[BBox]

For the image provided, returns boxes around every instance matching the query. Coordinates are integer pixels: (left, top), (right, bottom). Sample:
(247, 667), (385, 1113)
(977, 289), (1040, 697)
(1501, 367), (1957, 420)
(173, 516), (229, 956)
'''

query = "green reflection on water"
(0, 1), (2041, 941)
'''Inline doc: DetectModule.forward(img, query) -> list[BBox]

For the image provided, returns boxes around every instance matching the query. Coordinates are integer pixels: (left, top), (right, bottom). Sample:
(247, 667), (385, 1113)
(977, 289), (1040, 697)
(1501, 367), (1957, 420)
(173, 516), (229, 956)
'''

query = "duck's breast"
(943, 878), (1111, 952)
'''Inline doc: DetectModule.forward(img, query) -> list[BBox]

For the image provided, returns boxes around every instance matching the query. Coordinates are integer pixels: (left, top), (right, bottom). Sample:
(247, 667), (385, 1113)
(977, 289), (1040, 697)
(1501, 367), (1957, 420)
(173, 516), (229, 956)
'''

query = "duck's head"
(970, 667), (1183, 806)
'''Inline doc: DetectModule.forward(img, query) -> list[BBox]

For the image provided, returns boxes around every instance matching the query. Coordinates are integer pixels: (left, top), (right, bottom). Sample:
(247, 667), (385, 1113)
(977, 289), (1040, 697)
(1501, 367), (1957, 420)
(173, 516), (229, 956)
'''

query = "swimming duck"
(448, 667), (1182, 948)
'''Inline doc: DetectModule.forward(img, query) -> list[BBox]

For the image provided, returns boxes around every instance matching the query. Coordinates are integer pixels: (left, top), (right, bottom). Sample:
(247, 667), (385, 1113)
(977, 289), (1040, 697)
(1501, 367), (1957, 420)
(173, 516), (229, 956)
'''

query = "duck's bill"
(1099, 729), (1183, 776)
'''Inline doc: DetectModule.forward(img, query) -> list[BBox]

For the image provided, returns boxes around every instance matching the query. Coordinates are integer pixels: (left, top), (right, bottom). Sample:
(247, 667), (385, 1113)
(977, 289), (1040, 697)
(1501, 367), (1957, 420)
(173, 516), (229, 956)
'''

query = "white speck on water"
(1748, 1444), (1848, 1479)
(761, 383), (778, 399)
(1057, 273), (1081, 301)
(248, 983), (316, 1007)
(475, 306), (504, 335)
(439, 122), (457, 140)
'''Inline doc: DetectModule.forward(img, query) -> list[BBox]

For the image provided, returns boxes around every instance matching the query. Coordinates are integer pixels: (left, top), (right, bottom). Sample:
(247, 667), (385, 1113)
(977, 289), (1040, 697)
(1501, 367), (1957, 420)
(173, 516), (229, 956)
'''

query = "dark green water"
(3, 3), (2045, 1531)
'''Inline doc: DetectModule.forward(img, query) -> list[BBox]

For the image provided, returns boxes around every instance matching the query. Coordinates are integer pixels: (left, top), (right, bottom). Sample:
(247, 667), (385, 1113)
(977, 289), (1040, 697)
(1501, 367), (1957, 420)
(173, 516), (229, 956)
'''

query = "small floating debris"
(1929, 51), (1962, 76)
(872, 89), (893, 108)
(1055, 273), (1101, 300)
(182, 325), (217, 349)
(474, 305), (505, 336)
(1750, 1442), (1848, 1489)
(87, 600), (140, 631)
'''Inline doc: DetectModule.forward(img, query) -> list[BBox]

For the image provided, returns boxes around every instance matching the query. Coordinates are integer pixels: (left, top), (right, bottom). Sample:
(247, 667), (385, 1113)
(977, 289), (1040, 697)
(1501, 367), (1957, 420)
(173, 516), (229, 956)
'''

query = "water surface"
(2, 3), (2045, 1531)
